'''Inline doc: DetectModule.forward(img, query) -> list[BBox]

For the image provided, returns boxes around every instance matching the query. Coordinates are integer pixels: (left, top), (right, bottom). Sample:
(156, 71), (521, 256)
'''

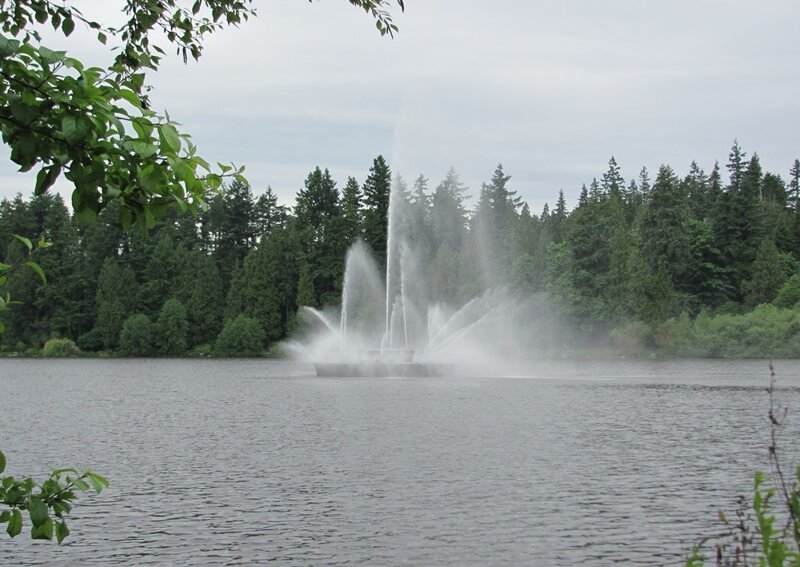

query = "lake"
(1, 358), (799, 565)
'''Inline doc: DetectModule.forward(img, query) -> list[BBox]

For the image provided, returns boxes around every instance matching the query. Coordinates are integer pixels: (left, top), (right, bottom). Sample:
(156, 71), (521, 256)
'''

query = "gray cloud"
(2, 0), (798, 213)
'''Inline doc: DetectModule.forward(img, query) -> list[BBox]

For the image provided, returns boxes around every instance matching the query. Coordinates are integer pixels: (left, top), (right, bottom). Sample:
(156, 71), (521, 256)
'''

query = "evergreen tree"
(202, 179), (257, 289)
(741, 239), (786, 307)
(95, 257), (139, 349)
(601, 156), (625, 198)
(172, 248), (224, 347)
(140, 230), (178, 318)
(684, 161), (711, 220)
(227, 227), (301, 343)
(295, 167), (340, 234)
(156, 298), (189, 355)
(296, 263), (317, 307)
(253, 186), (288, 242)
(711, 142), (764, 304)
(431, 167), (469, 252)
(362, 155), (392, 265)
(294, 167), (343, 304)
(789, 159), (800, 210)
(551, 190), (568, 243)
(637, 167), (652, 200)
(640, 165), (691, 280)
(339, 176), (363, 246)
(472, 163), (522, 283)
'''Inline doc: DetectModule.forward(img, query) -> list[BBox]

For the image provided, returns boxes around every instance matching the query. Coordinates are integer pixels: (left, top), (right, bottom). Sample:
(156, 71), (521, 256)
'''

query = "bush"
(654, 312), (696, 355)
(609, 320), (652, 355)
(214, 315), (266, 356)
(42, 338), (80, 357)
(119, 314), (155, 356)
(773, 274), (800, 309)
(77, 328), (105, 352)
(188, 343), (213, 357)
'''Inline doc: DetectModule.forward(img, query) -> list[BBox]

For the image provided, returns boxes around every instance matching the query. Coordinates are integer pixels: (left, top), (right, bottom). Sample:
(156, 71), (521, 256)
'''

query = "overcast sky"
(2, 0), (799, 213)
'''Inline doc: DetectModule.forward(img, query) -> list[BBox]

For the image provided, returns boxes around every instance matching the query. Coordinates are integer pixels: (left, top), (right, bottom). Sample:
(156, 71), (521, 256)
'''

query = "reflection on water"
(1, 358), (799, 565)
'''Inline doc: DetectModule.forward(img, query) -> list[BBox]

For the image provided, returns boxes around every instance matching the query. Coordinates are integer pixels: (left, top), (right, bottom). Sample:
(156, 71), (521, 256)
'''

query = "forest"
(2, 141), (800, 358)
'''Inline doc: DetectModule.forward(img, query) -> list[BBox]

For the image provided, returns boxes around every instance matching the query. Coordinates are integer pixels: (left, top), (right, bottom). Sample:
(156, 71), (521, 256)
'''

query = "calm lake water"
(1, 358), (799, 565)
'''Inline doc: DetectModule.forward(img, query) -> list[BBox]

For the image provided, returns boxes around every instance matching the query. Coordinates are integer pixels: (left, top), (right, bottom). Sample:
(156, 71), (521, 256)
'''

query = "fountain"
(286, 174), (524, 377)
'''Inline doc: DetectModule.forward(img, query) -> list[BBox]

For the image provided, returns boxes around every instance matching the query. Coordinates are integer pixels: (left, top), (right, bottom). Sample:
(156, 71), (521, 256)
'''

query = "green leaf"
(85, 472), (110, 493)
(0, 450), (5, 474)
(117, 89), (141, 108)
(0, 35), (20, 58)
(56, 520), (69, 544)
(34, 164), (62, 196)
(25, 261), (47, 284)
(139, 163), (168, 193)
(13, 235), (32, 251)
(61, 115), (89, 145)
(28, 498), (48, 528)
(73, 478), (89, 492)
(62, 16), (75, 36)
(31, 517), (53, 540)
(52, 467), (79, 476)
(7, 509), (22, 537)
(73, 206), (97, 225)
(126, 140), (158, 158)
(97, 31), (107, 45)
(158, 124), (181, 153)
(0, 510), (10, 524)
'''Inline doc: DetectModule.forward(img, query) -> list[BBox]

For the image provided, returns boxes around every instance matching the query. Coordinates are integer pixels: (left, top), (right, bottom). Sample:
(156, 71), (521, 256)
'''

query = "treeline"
(2, 143), (800, 357)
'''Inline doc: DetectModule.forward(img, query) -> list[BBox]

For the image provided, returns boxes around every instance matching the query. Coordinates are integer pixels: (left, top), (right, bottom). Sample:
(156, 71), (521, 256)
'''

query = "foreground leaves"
(0, 450), (108, 543)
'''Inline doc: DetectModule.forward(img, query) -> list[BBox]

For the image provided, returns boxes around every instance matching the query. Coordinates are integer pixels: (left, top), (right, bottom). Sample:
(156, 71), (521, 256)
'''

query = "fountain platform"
(314, 349), (454, 377)
(314, 362), (454, 377)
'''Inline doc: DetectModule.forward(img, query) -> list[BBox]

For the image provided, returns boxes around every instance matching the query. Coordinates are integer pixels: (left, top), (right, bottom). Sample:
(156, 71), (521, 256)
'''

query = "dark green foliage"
(254, 186), (289, 241)
(94, 257), (139, 349)
(2, 143), (799, 357)
(339, 176), (364, 247)
(296, 263), (316, 307)
(362, 155), (392, 266)
(294, 167), (346, 305)
(647, 304), (800, 358)
(226, 227), (301, 343)
(202, 180), (258, 289)
(471, 163), (522, 284)
(156, 298), (188, 355)
(774, 275), (800, 309)
(76, 328), (104, 352)
(742, 239), (788, 307)
(171, 248), (224, 347)
(119, 314), (155, 356)
(214, 315), (266, 356)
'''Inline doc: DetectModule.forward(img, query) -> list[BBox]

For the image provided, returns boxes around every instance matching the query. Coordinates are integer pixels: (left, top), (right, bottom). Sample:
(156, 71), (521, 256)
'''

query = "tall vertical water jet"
(293, 168), (530, 376)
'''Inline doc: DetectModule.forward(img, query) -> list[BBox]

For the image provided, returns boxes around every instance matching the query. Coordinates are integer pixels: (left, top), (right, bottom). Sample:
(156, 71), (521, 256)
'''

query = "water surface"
(1, 358), (799, 565)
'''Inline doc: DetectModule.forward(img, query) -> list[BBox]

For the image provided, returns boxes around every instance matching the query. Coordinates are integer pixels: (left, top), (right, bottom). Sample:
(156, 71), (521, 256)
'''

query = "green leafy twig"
(0, 450), (109, 543)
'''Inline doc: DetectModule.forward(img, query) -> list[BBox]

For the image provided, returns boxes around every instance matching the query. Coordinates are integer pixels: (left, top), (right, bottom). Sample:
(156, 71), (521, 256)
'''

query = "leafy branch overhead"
(0, 4), (251, 231)
(0, 1), (403, 231)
